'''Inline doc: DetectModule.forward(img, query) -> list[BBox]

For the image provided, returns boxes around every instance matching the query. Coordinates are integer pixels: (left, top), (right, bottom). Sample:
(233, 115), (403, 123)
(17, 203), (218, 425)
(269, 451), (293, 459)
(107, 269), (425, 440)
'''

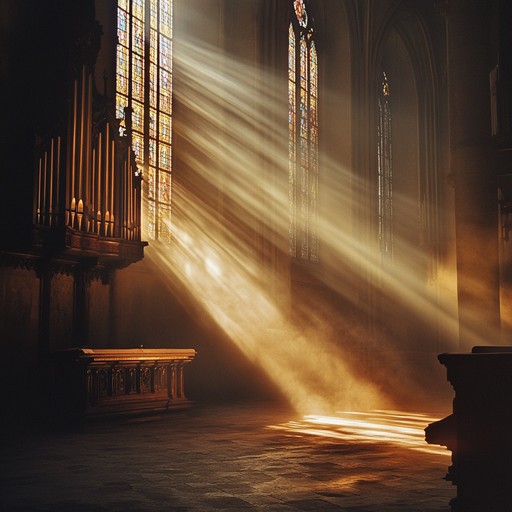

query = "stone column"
(446, 0), (500, 349)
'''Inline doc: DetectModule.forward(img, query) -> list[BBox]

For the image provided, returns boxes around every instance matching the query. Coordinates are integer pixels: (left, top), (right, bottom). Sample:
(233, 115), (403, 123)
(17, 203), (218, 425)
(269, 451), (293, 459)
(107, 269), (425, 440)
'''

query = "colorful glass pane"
(149, 108), (157, 138)
(132, 101), (144, 132)
(116, 93), (128, 122)
(132, 54), (145, 102)
(158, 204), (171, 242)
(149, 62), (157, 108)
(116, 48), (129, 95)
(160, 113), (171, 142)
(160, 0), (172, 38)
(159, 143), (171, 171)
(160, 36), (172, 70)
(148, 166), (155, 200)
(160, 70), (172, 112)
(160, 69), (171, 95)
(158, 171), (171, 204)
(147, 199), (156, 239)
(133, 0), (144, 20)
(117, 8), (128, 46)
(150, 29), (158, 64)
(150, 0), (158, 30)
(300, 37), (307, 83)
(310, 42), (317, 98)
(132, 17), (144, 55)
(132, 132), (144, 164)
(294, 0), (308, 28)
(148, 138), (156, 165)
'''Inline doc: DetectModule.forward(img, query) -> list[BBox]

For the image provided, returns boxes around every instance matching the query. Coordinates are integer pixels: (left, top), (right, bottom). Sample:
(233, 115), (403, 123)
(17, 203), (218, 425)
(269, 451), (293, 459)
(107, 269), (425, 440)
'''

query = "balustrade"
(49, 348), (196, 421)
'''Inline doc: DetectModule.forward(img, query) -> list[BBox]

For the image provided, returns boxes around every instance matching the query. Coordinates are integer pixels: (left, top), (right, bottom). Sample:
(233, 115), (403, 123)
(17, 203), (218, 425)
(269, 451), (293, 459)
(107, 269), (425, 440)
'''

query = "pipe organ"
(33, 65), (146, 267)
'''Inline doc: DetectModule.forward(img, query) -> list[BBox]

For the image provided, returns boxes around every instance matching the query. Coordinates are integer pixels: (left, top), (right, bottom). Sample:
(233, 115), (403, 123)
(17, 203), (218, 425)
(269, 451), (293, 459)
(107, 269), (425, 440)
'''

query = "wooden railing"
(49, 348), (196, 421)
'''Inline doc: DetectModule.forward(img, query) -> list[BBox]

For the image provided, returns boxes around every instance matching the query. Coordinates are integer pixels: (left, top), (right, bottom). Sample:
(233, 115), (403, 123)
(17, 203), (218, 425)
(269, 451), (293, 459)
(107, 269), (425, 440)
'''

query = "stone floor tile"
(0, 402), (453, 512)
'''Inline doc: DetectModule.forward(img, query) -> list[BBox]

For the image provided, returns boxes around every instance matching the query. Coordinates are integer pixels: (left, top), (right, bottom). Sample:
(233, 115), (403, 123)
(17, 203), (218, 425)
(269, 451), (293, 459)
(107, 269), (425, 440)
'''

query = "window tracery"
(116, 0), (173, 242)
(289, 0), (318, 261)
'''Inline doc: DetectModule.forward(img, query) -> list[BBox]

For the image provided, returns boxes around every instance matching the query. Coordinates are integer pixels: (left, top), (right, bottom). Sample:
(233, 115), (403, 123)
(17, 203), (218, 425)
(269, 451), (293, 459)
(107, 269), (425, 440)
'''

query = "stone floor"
(0, 402), (454, 511)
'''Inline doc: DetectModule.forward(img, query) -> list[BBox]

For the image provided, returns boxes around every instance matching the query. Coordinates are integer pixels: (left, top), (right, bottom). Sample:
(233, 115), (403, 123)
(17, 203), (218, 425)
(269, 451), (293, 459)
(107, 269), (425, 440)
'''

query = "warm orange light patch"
(269, 410), (450, 457)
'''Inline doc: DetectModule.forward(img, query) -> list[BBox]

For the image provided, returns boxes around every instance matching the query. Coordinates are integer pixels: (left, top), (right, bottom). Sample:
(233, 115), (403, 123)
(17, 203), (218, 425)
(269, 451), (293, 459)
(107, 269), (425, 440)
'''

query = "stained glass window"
(116, 0), (173, 242)
(377, 71), (393, 258)
(288, 0), (318, 261)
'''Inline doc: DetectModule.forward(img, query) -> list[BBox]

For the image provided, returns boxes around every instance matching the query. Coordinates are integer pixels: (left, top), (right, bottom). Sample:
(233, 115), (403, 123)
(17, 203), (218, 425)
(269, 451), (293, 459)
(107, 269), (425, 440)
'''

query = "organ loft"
(2, 1), (512, 511)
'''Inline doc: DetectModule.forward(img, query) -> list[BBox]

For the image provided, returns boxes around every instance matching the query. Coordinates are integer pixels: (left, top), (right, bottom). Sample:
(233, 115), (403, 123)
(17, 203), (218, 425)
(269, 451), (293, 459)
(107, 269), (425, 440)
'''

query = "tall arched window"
(377, 71), (393, 259)
(116, 0), (173, 242)
(288, 0), (318, 261)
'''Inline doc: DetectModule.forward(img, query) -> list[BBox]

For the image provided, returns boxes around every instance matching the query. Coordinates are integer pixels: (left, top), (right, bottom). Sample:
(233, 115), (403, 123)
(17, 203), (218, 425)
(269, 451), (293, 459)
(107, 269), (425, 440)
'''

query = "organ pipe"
(34, 65), (142, 245)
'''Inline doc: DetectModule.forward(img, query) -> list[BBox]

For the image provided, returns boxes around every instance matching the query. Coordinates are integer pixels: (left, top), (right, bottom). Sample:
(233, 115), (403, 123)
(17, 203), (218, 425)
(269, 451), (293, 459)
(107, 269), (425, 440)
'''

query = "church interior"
(2, 0), (512, 510)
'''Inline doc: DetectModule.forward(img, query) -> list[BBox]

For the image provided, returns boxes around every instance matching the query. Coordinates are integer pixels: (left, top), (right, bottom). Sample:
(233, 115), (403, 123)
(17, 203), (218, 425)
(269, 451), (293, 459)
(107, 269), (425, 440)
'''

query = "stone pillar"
(447, 0), (500, 349)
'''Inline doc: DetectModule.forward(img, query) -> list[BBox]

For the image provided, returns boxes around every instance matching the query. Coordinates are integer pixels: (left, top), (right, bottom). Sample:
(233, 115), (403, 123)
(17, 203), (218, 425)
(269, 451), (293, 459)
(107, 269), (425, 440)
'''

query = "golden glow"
(269, 410), (450, 457)
(144, 26), (465, 417)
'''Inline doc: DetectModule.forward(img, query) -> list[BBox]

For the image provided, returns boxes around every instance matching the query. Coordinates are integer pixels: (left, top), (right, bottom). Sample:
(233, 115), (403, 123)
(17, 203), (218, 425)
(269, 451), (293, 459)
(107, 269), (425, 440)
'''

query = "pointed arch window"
(116, 0), (173, 242)
(377, 71), (393, 258)
(288, 0), (318, 261)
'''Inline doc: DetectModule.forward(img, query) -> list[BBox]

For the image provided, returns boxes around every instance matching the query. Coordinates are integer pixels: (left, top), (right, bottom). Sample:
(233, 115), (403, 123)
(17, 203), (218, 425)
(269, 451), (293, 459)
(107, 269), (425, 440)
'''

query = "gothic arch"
(372, 5), (444, 280)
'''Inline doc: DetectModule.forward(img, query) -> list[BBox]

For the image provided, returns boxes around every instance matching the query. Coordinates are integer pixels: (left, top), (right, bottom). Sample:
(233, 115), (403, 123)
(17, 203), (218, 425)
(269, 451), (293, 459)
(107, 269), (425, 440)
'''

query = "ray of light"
(142, 32), (468, 417)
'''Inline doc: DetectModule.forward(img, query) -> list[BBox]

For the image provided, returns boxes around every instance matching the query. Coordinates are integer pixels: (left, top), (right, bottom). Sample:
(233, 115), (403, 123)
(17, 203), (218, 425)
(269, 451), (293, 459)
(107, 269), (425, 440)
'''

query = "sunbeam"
(142, 34), (463, 414)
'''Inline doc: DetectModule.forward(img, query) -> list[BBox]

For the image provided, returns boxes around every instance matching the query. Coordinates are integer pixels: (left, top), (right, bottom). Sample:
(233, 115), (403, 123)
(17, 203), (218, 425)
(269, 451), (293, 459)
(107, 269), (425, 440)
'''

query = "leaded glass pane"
(117, 8), (128, 46)
(158, 170), (171, 204)
(147, 199), (156, 239)
(150, 0), (158, 30)
(132, 101), (144, 133)
(116, 46), (129, 96)
(160, 113), (171, 142)
(160, 69), (171, 99)
(149, 62), (157, 108)
(149, 108), (157, 138)
(158, 205), (171, 242)
(160, 36), (172, 70)
(132, 17), (144, 55)
(150, 29), (158, 64)
(132, 53), (145, 102)
(294, 0), (308, 28)
(133, 0), (144, 20)
(159, 143), (171, 171)
(160, 0), (172, 38)
(148, 166), (156, 200)
(116, 93), (128, 122)
(148, 138), (156, 165)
